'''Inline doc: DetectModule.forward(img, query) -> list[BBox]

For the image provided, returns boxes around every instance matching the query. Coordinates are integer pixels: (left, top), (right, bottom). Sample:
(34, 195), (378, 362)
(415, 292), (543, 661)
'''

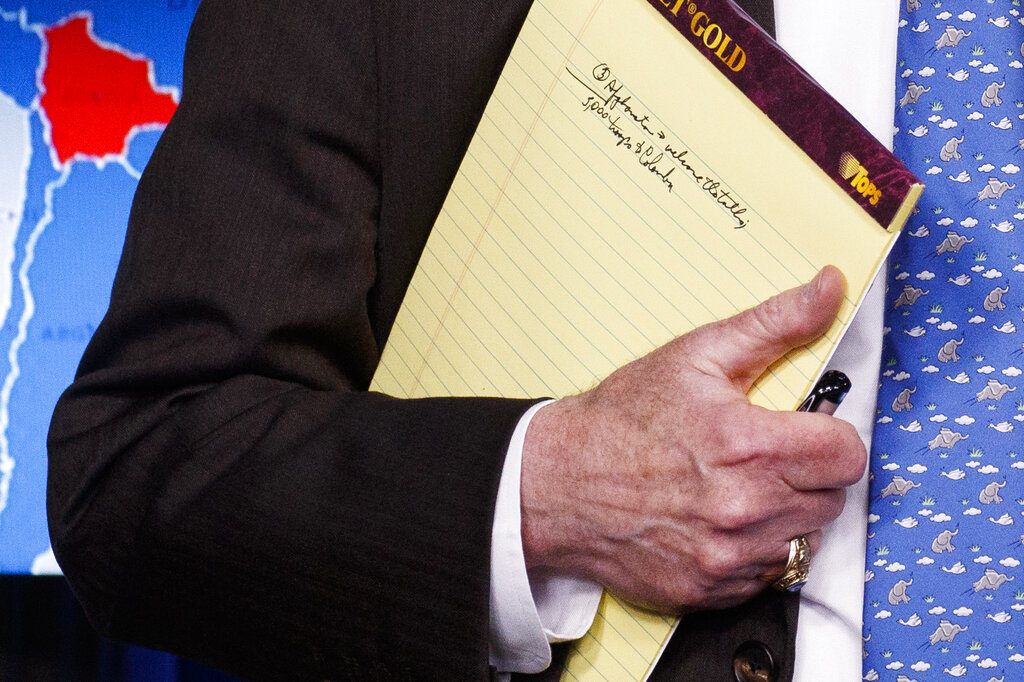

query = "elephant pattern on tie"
(864, 2), (1024, 680)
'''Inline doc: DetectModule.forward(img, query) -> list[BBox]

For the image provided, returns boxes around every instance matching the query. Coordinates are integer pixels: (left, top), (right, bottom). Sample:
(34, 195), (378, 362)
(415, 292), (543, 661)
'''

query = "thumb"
(689, 266), (846, 390)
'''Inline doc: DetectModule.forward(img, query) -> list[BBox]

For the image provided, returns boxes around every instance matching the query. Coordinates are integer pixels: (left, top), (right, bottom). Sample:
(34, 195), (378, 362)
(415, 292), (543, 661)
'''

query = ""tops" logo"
(839, 152), (883, 206)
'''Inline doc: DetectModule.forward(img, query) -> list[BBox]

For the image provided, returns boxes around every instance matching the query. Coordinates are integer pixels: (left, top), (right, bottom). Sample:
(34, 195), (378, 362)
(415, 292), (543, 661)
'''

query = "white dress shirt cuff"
(489, 400), (604, 674)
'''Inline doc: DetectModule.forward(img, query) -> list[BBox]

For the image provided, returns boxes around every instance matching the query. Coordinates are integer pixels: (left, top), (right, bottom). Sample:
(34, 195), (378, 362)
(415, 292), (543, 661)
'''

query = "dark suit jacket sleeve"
(46, 1), (538, 679)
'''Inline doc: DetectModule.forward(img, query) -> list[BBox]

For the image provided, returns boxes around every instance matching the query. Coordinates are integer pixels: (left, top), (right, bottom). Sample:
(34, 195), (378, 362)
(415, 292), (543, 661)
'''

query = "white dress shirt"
(489, 3), (899, 680)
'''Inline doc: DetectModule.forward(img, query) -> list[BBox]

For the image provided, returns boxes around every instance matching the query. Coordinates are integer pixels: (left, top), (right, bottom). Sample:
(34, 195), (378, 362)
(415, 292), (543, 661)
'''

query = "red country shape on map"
(40, 16), (177, 164)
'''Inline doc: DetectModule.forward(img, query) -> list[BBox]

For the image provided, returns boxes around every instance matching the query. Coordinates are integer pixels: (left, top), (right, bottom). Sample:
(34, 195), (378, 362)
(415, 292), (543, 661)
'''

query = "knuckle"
(750, 290), (811, 342)
(749, 296), (784, 341)
(723, 424), (769, 465)
(833, 488), (848, 517)
(833, 422), (867, 485)
(698, 541), (748, 580)
(817, 488), (846, 524)
(703, 413), (732, 453)
(716, 494), (764, 531)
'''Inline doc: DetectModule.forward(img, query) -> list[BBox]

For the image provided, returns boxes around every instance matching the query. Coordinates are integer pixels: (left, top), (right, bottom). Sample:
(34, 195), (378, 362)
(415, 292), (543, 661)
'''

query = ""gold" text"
(658, 1), (747, 72)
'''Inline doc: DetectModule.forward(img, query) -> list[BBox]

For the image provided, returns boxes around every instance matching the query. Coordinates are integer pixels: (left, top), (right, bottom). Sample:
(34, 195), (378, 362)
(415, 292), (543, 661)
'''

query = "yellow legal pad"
(370, 0), (921, 678)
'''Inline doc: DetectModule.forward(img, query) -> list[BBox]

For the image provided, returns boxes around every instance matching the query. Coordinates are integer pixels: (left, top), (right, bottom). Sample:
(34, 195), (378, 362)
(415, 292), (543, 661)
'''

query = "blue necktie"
(863, 4), (1023, 680)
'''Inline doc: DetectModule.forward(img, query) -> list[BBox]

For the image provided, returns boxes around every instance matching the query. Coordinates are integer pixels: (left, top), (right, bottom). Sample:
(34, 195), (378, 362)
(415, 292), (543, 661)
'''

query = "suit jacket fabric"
(46, 0), (791, 680)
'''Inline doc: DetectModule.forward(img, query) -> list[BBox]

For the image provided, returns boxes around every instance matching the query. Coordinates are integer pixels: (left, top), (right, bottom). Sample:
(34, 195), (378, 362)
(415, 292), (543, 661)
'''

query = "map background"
(0, 0), (196, 575)
(3, 2), (247, 678)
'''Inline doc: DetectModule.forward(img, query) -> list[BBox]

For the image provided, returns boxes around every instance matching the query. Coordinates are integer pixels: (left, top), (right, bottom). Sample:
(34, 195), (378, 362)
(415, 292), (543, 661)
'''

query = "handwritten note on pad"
(369, 0), (922, 678)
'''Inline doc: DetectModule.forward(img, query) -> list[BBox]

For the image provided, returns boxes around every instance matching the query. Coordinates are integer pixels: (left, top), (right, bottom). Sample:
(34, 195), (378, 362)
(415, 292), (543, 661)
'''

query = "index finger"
(753, 408), (868, 491)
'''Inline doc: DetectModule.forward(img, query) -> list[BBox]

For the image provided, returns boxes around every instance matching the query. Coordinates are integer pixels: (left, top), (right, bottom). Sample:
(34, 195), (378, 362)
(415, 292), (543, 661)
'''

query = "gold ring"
(766, 536), (812, 592)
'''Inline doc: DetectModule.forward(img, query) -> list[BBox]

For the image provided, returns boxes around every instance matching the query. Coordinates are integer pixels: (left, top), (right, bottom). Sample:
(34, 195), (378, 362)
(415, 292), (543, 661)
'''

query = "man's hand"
(519, 266), (866, 612)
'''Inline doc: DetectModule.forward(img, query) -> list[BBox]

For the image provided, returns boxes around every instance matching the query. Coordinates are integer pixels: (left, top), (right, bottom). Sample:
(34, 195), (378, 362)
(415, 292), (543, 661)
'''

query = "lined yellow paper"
(369, 0), (916, 678)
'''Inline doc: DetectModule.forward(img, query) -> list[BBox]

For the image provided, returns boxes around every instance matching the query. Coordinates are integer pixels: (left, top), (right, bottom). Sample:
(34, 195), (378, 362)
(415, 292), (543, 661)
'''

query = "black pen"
(797, 370), (852, 415)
